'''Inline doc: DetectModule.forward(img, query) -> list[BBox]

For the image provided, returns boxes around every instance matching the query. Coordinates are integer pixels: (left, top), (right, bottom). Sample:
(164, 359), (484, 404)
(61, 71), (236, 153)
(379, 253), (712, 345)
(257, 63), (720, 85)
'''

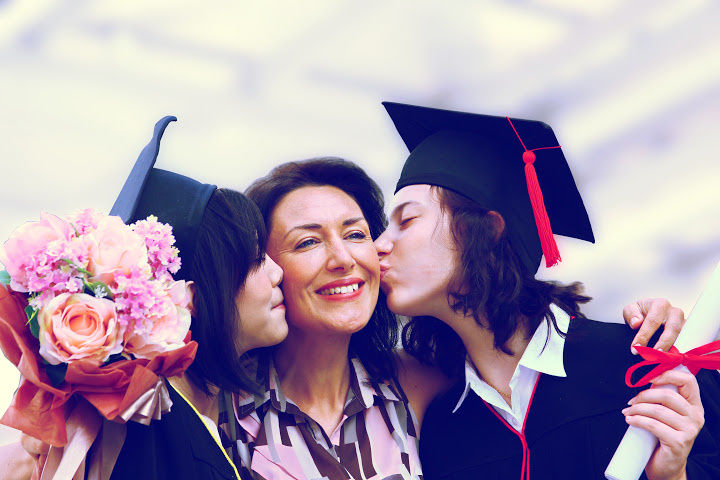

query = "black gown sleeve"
(685, 368), (720, 479)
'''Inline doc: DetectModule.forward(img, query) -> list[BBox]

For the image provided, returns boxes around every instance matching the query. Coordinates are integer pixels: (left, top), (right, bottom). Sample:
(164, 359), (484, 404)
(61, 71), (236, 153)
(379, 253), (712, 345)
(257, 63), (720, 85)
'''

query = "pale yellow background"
(1, 0), (719, 445)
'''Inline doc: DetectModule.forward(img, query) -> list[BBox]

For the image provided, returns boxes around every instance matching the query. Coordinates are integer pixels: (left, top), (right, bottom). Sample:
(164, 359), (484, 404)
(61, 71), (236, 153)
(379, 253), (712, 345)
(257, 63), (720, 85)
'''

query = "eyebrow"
(283, 216), (366, 240)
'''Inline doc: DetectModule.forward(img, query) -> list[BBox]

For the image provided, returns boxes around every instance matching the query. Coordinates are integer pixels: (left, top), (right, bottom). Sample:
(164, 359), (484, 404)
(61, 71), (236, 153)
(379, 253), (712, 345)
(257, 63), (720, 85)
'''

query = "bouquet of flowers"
(0, 209), (198, 478)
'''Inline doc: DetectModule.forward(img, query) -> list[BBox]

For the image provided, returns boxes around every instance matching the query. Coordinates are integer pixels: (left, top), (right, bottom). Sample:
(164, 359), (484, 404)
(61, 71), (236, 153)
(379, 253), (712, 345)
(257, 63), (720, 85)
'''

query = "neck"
(437, 304), (531, 395)
(168, 374), (219, 423)
(273, 326), (352, 434)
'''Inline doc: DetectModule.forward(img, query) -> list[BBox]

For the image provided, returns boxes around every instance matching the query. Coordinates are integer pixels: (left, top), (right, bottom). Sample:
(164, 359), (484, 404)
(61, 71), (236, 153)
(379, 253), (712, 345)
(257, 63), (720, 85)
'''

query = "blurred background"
(1, 0), (719, 444)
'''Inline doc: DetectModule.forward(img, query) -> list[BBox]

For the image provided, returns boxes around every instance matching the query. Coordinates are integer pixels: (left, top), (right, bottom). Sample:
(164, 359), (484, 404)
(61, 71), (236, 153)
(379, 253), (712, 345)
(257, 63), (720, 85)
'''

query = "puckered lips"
(315, 277), (365, 302)
(379, 263), (389, 281)
(271, 290), (285, 310)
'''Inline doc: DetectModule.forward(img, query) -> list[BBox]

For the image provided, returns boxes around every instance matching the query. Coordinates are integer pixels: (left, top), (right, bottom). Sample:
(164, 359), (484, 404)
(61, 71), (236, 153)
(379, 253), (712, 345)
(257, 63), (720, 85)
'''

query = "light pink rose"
(38, 293), (124, 365)
(0, 213), (75, 292)
(166, 280), (193, 309)
(124, 286), (191, 360)
(86, 216), (148, 286)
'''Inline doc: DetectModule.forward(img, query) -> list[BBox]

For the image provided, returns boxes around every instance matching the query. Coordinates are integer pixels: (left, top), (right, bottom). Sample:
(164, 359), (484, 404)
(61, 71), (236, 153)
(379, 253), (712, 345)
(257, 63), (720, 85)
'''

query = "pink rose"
(86, 216), (148, 286)
(0, 213), (75, 292)
(166, 280), (193, 309)
(38, 293), (124, 365)
(124, 286), (191, 360)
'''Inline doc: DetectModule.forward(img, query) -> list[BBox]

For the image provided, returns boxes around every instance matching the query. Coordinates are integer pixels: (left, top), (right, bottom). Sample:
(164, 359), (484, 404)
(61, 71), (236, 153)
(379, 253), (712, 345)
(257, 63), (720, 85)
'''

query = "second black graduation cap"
(383, 101), (594, 274)
(110, 116), (216, 280)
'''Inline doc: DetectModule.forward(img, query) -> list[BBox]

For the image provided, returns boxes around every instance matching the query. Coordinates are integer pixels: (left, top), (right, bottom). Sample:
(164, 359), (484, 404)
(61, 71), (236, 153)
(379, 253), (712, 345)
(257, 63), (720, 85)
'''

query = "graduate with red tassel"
(376, 102), (720, 480)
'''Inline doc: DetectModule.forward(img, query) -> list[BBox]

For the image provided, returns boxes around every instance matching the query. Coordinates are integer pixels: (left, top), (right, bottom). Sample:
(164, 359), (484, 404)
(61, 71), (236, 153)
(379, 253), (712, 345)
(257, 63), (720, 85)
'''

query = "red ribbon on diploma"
(625, 340), (720, 388)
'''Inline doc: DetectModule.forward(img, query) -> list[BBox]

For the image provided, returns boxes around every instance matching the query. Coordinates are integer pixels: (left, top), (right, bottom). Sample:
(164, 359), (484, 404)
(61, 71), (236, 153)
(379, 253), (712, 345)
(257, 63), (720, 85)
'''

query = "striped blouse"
(218, 353), (423, 480)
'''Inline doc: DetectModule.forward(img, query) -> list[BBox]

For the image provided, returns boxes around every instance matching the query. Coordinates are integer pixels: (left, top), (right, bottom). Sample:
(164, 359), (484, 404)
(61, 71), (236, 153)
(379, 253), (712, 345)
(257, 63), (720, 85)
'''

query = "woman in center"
(221, 156), (690, 480)
(220, 158), (438, 480)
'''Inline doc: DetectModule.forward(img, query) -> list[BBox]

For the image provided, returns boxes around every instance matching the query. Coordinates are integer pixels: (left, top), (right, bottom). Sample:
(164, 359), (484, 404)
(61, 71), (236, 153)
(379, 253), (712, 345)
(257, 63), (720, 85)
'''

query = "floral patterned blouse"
(218, 353), (423, 480)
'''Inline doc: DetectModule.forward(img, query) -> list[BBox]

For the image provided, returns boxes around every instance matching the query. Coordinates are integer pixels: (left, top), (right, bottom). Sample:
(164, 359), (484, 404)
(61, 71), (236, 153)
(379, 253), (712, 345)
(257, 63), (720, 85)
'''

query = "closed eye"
(399, 216), (417, 227)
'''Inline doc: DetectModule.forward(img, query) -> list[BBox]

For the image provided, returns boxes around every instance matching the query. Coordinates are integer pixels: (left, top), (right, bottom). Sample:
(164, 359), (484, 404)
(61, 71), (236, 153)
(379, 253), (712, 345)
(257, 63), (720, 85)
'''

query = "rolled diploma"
(605, 259), (720, 480)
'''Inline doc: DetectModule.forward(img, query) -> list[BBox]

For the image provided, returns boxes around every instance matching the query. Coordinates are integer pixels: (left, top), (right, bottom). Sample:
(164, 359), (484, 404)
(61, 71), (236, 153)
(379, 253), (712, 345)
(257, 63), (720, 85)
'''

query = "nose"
(265, 255), (283, 287)
(374, 229), (393, 258)
(326, 237), (356, 271)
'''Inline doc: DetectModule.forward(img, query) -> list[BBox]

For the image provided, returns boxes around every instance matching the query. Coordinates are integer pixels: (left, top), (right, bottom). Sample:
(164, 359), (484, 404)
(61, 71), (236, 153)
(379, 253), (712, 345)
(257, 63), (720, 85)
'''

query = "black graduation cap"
(382, 101), (594, 274)
(110, 116), (216, 280)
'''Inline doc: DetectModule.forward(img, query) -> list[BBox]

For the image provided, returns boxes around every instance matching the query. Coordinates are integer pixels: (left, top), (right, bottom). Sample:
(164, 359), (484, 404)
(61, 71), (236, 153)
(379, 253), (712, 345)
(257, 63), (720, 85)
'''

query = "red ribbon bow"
(625, 340), (720, 388)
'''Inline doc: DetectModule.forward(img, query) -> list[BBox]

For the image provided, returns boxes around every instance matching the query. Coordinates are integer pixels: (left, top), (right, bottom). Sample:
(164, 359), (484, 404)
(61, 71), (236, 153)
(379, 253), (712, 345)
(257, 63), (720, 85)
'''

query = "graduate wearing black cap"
(102, 116), (235, 480)
(375, 102), (720, 480)
(91, 117), (285, 480)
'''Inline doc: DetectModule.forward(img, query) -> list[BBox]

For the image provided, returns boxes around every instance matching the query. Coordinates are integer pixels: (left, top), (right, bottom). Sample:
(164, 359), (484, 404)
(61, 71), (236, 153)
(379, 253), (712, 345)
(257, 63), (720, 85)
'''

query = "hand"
(623, 298), (685, 354)
(0, 441), (37, 480)
(623, 369), (704, 480)
(20, 433), (49, 459)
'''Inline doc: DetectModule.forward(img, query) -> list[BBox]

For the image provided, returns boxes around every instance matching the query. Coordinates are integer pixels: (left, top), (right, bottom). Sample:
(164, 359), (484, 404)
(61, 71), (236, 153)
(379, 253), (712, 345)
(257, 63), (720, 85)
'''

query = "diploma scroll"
(605, 259), (720, 480)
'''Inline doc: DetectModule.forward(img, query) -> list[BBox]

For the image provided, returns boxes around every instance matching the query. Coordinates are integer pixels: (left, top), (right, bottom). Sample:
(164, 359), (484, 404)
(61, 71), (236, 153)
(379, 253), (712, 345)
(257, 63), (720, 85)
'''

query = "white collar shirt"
(453, 304), (571, 432)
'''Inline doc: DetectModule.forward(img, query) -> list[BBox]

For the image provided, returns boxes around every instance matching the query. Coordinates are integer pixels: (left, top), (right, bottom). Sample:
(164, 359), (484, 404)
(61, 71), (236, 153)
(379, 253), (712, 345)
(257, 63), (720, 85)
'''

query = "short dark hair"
(246, 157), (398, 383)
(184, 188), (267, 395)
(402, 186), (591, 377)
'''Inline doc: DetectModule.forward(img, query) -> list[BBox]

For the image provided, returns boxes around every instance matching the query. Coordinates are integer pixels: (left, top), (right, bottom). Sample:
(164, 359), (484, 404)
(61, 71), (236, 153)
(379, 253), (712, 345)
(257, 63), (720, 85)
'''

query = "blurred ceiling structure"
(0, 0), (719, 435)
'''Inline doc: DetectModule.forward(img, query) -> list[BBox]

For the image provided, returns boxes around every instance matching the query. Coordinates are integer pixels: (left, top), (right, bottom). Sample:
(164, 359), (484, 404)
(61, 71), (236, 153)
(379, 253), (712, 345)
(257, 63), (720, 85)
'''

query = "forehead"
(271, 185), (364, 230)
(389, 184), (436, 211)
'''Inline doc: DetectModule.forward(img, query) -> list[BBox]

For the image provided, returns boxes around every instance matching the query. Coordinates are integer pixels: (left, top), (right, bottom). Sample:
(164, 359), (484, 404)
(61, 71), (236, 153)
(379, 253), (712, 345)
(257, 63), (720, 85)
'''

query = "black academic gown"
(419, 318), (720, 480)
(108, 382), (238, 480)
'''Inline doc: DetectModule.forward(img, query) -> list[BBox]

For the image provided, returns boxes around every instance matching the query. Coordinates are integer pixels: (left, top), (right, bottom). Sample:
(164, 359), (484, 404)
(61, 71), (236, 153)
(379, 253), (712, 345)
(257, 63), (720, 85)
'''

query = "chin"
(331, 317), (370, 335)
(272, 328), (289, 345)
(386, 291), (426, 318)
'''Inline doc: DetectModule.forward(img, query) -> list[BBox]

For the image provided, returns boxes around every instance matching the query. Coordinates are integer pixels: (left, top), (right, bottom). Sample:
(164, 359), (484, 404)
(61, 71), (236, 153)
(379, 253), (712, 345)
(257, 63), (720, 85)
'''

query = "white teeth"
(319, 283), (360, 295)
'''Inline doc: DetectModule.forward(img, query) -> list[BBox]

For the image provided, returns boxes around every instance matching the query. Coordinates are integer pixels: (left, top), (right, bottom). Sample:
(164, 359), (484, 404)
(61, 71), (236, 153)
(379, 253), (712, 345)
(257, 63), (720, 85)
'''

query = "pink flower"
(124, 283), (192, 359)
(131, 216), (181, 282)
(166, 280), (193, 309)
(86, 216), (148, 287)
(37, 293), (124, 365)
(67, 208), (104, 235)
(0, 213), (75, 292)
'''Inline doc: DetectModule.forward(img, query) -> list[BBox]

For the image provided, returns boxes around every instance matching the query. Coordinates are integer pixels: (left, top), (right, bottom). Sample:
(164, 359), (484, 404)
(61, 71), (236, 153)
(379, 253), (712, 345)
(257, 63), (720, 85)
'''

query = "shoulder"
(394, 349), (453, 428)
(416, 380), (469, 477)
(564, 317), (637, 369)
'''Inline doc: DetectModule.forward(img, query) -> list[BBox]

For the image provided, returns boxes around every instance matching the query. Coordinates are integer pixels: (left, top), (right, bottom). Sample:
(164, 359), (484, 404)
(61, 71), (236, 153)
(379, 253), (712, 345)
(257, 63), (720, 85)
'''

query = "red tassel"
(523, 150), (561, 267)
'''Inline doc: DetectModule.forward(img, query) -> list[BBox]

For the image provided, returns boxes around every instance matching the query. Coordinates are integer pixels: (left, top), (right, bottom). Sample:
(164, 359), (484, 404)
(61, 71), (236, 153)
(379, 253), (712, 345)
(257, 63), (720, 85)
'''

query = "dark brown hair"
(402, 186), (591, 377)
(185, 188), (268, 395)
(246, 157), (399, 383)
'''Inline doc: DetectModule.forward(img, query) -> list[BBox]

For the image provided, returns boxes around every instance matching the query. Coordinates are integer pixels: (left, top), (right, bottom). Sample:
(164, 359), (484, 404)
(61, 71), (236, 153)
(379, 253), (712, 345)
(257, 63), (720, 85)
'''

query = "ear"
(486, 211), (506, 241)
(186, 280), (197, 316)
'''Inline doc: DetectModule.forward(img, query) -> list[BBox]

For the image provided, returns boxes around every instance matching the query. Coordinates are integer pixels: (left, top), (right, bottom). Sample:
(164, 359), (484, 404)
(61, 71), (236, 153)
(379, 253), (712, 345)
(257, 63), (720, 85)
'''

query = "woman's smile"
(316, 277), (365, 301)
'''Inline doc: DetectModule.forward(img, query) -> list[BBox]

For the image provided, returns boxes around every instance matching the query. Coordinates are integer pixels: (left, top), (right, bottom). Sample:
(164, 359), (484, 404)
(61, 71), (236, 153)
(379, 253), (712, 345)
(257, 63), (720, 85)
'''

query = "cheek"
(237, 274), (271, 311)
(354, 244), (381, 276)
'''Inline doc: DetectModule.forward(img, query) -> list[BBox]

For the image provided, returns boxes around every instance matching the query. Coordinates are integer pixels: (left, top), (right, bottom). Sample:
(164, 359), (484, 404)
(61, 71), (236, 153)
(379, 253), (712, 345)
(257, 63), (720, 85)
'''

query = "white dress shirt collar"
(452, 304), (571, 430)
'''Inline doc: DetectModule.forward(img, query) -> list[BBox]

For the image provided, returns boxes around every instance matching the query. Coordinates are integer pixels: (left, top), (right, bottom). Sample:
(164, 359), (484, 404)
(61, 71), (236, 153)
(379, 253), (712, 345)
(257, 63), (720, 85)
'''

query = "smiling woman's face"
(266, 185), (380, 336)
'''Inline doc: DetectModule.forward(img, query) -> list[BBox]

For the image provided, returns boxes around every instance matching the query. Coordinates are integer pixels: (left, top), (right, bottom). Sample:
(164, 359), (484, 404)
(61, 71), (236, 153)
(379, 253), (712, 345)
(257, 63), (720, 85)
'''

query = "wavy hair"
(246, 157), (398, 383)
(402, 186), (591, 377)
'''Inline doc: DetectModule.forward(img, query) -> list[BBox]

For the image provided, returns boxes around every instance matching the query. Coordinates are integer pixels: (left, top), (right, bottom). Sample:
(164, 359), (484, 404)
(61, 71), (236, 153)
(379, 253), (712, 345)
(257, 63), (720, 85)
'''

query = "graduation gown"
(108, 381), (238, 480)
(419, 318), (720, 480)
